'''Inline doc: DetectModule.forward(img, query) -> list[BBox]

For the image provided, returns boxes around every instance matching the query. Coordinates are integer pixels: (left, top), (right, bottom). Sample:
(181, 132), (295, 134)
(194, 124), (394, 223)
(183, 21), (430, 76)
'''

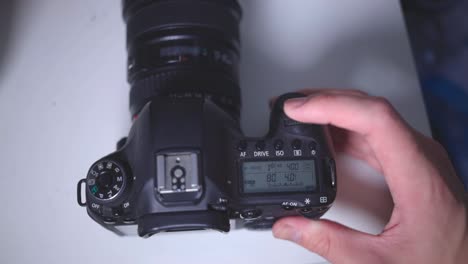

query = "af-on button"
(281, 201), (305, 210)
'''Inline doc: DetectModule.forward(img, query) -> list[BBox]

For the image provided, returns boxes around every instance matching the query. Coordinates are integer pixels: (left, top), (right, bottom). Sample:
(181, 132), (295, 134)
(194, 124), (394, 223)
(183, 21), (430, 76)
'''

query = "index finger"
(284, 93), (429, 206)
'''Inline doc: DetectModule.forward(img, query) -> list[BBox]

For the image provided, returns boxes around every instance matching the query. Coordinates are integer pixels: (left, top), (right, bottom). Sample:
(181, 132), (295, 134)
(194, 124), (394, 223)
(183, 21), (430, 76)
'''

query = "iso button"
(274, 139), (284, 150)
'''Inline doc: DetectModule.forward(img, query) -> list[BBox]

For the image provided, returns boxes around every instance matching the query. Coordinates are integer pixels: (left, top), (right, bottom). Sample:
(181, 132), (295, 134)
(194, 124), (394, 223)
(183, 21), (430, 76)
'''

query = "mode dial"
(87, 160), (127, 202)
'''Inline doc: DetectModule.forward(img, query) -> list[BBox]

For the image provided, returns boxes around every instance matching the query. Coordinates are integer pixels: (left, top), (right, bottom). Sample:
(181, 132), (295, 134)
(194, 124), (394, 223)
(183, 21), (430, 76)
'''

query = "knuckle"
(370, 97), (400, 124)
(372, 97), (395, 116)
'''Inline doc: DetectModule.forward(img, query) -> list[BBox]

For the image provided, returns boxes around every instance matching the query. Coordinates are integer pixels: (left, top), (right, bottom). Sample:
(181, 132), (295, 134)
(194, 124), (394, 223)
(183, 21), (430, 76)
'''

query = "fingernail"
(273, 224), (301, 243)
(284, 98), (307, 110)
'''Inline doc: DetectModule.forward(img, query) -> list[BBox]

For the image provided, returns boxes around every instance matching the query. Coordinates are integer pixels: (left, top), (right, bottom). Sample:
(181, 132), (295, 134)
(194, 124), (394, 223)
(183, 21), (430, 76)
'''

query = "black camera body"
(228, 95), (337, 230)
(76, 0), (337, 237)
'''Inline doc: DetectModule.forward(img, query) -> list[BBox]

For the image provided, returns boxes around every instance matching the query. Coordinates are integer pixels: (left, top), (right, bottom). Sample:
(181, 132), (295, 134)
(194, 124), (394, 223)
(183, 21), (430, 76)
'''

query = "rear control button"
(255, 141), (266, 151)
(292, 139), (302, 149)
(240, 209), (262, 220)
(299, 207), (329, 219)
(319, 207), (329, 213)
(274, 140), (284, 150)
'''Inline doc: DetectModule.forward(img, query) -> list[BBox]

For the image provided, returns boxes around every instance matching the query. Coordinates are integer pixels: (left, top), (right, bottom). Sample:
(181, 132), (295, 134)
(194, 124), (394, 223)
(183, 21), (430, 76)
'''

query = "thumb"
(273, 217), (378, 263)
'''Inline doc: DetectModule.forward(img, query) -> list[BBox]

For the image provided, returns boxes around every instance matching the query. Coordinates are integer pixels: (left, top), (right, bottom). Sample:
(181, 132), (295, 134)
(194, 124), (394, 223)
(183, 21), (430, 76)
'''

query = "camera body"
(228, 94), (337, 230)
(77, 93), (337, 236)
(76, 0), (337, 237)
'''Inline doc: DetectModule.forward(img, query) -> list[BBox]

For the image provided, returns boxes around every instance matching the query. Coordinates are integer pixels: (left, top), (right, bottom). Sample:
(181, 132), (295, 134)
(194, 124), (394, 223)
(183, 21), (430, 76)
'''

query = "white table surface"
(0, 1), (430, 263)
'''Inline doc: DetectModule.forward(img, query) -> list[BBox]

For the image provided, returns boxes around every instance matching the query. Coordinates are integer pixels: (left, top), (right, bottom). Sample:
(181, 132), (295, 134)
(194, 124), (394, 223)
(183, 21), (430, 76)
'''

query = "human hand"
(272, 90), (468, 263)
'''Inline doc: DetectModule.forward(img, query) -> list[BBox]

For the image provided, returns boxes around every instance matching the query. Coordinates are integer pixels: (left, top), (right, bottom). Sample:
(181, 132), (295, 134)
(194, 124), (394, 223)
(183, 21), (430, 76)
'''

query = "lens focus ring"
(129, 70), (240, 117)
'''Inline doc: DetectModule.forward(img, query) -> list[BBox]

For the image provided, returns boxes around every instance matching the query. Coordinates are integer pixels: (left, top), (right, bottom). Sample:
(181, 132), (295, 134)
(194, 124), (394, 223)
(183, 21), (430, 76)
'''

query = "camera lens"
(122, 0), (242, 118)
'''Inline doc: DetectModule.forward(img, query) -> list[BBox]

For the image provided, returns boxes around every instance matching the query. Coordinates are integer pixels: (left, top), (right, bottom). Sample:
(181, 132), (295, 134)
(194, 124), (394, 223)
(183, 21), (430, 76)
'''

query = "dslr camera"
(77, 0), (337, 237)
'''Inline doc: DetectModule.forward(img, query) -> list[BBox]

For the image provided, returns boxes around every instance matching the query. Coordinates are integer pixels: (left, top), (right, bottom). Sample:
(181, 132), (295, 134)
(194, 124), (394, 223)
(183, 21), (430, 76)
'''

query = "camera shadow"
(0, 0), (18, 83)
(238, 0), (425, 229)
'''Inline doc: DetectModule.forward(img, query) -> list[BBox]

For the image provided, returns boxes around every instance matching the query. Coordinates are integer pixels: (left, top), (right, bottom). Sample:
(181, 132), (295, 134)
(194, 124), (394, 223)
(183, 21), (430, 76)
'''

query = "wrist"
(456, 236), (468, 264)
(456, 206), (468, 264)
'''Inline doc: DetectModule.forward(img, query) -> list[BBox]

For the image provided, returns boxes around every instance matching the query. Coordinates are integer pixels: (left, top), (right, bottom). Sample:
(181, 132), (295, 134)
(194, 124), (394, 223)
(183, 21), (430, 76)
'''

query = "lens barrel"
(123, 0), (242, 118)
